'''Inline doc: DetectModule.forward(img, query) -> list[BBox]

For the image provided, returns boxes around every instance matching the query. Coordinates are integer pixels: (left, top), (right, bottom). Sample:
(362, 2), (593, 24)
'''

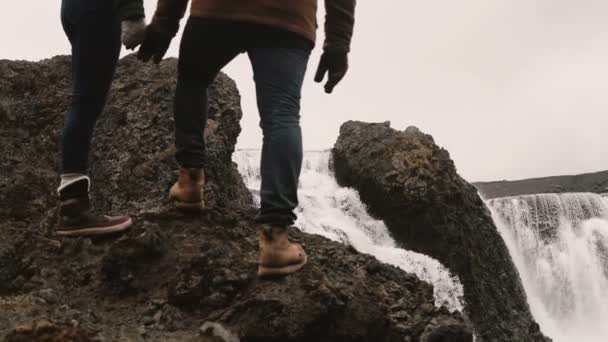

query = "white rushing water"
(235, 150), (608, 340)
(233, 150), (464, 311)
(488, 193), (608, 342)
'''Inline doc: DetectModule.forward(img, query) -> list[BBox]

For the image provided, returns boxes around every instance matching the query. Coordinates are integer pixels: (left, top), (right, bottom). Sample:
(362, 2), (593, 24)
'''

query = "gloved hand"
(137, 25), (173, 64)
(121, 19), (146, 50)
(314, 51), (349, 94)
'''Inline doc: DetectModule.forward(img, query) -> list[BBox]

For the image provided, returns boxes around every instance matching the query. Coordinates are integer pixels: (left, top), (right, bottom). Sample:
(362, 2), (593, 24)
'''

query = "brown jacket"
(150, 0), (356, 52)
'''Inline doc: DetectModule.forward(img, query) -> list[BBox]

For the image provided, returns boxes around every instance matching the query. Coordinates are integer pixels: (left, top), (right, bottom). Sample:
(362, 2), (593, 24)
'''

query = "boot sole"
(56, 218), (133, 237)
(258, 254), (308, 277)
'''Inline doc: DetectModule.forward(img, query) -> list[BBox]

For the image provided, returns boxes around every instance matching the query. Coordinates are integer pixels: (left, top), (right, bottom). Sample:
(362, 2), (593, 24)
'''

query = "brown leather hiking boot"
(169, 168), (205, 210)
(257, 226), (307, 277)
(57, 177), (132, 237)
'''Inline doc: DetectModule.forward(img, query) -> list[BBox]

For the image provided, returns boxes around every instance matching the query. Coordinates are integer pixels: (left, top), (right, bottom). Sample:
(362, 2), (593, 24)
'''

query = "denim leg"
(174, 18), (241, 168)
(248, 47), (311, 227)
(60, 1), (121, 174)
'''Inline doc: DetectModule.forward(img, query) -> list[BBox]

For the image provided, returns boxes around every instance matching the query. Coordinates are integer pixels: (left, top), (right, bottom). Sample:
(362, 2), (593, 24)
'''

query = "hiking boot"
(169, 168), (205, 210)
(56, 177), (132, 237)
(257, 225), (307, 277)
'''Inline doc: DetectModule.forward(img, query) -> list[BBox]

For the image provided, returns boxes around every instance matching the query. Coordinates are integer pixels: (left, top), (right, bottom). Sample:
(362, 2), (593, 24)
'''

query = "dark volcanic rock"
(0, 58), (472, 341)
(227, 229), (472, 342)
(332, 121), (550, 342)
(0, 242), (29, 295)
(172, 226), (474, 342)
(4, 321), (93, 342)
(0, 55), (252, 227)
(101, 225), (167, 295)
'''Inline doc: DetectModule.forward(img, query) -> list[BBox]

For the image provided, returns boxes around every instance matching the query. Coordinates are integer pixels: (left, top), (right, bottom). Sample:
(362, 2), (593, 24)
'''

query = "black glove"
(137, 26), (173, 64)
(314, 51), (349, 94)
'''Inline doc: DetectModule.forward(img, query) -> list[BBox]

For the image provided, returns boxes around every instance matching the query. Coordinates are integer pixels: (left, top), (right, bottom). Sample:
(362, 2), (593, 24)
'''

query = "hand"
(121, 19), (146, 50)
(314, 51), (349, 94)
(137, 25), (173, 64)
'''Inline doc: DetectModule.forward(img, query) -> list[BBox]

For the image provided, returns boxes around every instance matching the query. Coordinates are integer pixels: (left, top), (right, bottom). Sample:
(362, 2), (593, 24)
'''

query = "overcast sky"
(1, 1), (607, 182)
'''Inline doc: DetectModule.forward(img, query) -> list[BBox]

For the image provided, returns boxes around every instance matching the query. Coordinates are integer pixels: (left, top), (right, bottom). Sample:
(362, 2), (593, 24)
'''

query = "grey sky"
(1, 1), (607, 182)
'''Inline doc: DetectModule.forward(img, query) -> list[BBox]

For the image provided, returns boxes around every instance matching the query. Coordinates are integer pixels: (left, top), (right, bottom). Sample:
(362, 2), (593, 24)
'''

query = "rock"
(91, 332), (109, 342)
(0, 55), (253, 227)
(142, 316), (155, 326)
(0, 57), (472, 341)
(167, 241), (253, 309)
(153, 310), (162, 324)
(200, 322), (240, 342)
(159, 305), (187, 332)
(4, 321), (93, 342)
(420, 315), (474, 342)
(101, 227), (166, 294)
(332, 121), (550, 342)
(213, 231), (473, 342)
(0, 242), (28, 295)
(36, 289), (58, 305)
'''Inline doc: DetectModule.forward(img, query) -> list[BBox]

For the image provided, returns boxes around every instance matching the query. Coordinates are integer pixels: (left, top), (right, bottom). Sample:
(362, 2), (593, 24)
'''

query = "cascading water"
(233, 150), (464, 311)
(235, 149), (608, 340)
(488, 193), (608, 342)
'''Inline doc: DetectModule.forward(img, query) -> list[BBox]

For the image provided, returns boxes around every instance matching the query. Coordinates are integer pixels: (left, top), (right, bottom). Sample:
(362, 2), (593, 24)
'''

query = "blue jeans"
(175, 18), (312, 226)
(60, 0), (121, 173)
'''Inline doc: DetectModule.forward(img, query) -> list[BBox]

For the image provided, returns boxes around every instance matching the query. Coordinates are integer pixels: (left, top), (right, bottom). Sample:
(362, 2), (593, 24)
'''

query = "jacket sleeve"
(324, 0), (356, 52)
(114, 0), (145, 21)
(149, 0), (189, 37)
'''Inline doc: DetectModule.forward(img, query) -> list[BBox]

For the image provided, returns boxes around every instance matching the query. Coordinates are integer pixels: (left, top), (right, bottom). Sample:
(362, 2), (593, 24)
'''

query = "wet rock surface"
(0, 57), (472, 341)
(333, 121), (551, 341)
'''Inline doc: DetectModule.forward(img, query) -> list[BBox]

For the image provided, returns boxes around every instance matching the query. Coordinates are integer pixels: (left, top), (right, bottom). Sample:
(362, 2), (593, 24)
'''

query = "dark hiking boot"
(169, 168), (205, 210)
(56, 177), (132, 237)
(257, 225), (307, 277)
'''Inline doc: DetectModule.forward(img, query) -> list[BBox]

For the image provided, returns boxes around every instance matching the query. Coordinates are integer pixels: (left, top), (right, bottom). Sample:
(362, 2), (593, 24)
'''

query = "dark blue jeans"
(175, 18), (312, 226)
(60, 0), (121, 174)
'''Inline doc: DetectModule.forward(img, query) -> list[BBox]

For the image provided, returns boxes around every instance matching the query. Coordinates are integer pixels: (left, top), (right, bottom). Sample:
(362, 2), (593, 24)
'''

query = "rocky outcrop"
(4, 321), (92, 342)
(333, 121), (550, 342)
(0, 55), (251, 226)
(474, 171), (608, 199)
(0, 57), (472, 341)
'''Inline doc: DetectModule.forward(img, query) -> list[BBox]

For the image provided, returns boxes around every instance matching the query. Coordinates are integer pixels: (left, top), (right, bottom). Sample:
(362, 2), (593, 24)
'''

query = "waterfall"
(233, 150), (465, 311)
(488, 193), (608, 342)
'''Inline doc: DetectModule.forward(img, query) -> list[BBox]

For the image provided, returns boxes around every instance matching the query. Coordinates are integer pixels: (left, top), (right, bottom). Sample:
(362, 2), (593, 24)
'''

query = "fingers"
(325, 70), (346, 94)
(137, 27), (156, 63)
(121, 20), (147, 51)
(314, 58), (328, 83)
(137, 45), (153, 62)
(136, 32), (154, 62)
(125, 32), (146, 50)
(152, 40), (171, 64)
(137, 30), (171, 64)
(124, 40), (138, 51)
(315, 52), (349, 93)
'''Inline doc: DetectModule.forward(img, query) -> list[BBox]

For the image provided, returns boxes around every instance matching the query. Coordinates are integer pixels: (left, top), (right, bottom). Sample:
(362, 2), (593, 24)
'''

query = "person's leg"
(61, 0), (121, 174)
(169, 18), (242, 209)
(248, 46), (311, 275)
(57, 0), (130, 236)
(249, 47), (310, 226)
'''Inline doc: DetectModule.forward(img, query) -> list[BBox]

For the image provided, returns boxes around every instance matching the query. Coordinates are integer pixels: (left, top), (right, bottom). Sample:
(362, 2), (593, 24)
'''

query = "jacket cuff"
(116, 2), (145, 21)
(150, 16), (181, 37)
(323, 41), (351, 53)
